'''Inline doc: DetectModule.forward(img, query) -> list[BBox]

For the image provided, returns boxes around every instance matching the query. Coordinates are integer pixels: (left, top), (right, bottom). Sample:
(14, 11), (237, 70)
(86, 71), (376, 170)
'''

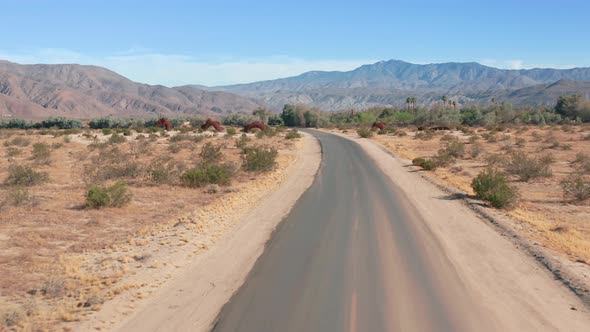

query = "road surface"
(212, 130), (487, 332)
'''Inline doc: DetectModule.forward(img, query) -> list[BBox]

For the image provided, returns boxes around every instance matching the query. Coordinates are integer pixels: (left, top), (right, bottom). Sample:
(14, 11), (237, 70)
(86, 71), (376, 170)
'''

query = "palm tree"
(452, 101), (457, 109)
(442, 96), (447, 106)
(411, 97), (417, 111)
(406, 97), (411, 112)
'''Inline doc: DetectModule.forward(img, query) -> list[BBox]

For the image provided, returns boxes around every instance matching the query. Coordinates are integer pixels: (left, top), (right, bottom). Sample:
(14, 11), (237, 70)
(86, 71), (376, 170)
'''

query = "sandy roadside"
(73, 133), (321, 332)
(324, 130), (590, 331)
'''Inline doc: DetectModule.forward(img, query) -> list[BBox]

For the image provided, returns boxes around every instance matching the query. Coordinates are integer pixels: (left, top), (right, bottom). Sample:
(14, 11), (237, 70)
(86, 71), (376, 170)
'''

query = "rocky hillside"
(213, 60), (590, 110)
(0, 61), (264, 119)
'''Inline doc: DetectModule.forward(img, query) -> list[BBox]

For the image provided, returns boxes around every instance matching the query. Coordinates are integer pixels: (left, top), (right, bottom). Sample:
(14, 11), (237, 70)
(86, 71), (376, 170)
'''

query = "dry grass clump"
(5, 165), (49, 186)
(504, 151), (552, 181)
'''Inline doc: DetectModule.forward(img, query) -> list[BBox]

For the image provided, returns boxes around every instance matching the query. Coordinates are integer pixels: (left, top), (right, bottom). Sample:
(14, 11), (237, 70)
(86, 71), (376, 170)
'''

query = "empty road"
(212, 130), (488, 332)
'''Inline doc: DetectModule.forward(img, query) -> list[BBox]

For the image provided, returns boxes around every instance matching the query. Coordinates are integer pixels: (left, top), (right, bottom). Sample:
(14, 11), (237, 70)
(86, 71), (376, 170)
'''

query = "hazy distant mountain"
(212, 60), (590, 110)
(0, 61), (264, 119)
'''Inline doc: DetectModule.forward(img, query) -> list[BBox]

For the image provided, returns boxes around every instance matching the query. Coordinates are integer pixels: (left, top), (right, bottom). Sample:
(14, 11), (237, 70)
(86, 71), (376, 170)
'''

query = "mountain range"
(0, 60), (263, 119)
(212, 60), (590, 110)
(1, 59), (590, 119)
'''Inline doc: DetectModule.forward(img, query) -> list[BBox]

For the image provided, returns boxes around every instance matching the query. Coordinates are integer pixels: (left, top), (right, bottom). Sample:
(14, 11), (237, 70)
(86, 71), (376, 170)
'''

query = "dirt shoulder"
(323, 129), (590, 331)
(73, 132), (321, 332)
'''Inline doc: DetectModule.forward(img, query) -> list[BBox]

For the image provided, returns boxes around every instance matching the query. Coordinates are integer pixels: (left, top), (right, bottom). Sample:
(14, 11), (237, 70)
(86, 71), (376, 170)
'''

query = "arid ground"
(0, 126), (302, 331)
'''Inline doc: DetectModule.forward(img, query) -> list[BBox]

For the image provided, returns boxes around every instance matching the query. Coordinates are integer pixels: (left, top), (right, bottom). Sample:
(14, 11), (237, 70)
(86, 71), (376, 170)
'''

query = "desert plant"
(285, 129), (302, 139)
(472, 168), (519, 209)
(108, 133), (126, 144)
(5, 147), (21, 158)
(102, 128), (112, 135)
(86, 182), (132, 208)
(440, 139), (465, 158)
(241, 145), (278, 171)
(504, 151), (552, 181)
(180, 163), (235, 187)
(235, 133), (250, 148)
(146, 157), (184, 184)
(225, 127), (237, 136)
(4, 187), (31, 206)
(5, 165), (49, 186)
(561, 174), (590, 202)
(168, 143), (182, 153)
(357, 127), (373, 138)
(412, 157), (436, 170)
(200, 142), (224, 163)
(31, 142), (51, 164)
(4, 137), (31, 147)
(470, 142), (483, 158)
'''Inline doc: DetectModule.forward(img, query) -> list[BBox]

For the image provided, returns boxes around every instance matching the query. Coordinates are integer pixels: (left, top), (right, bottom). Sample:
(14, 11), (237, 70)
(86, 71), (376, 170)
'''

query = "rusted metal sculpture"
(155, 117), (172, 131)
(244, 121), (268, 132)
(201, 118), (224, 132)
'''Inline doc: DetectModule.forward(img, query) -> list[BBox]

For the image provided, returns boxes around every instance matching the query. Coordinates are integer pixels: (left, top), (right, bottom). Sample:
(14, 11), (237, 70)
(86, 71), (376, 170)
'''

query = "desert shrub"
(235, 133), (250, 148)
(180, 163), (235, 187)
(472, 168), (519, 209)
(31, 142), (51, 164)
(504, 151), (552, 181)
(561, 143), (573, 150)
(63, 135), (72, 143)
(146, 157), (185, 184)
(396, 130), (407, 137)
(515, 137), (526, 147)
(485, 134), (498, 143)
(170, 133), (193, 142)
(545, 136), (560, 149)
(256, 127), (278, 138)
(86, 182), (132, 208)
(561, 174), (590, 202)
(440, 134), (455, 141)
(412, 157), (436, 170)
(108, 133), (126, 144)
(470, 142), (483, 158)
(573, 153), (590, 173)
(136, 134), (146, 140)
(225, 127), (237, 136)
(584, 134), (590, 141)
(485, 153), (507, 166)
(85, 147), (142, 182)
(4, 137), (31, 147)
(440, 139), (465, 158)
(4, 187), (31, 206)
(168, 143), (182, 153)
(5, 165), (49, 186)
(242, 145), (278, 171)
(415, 131), (434, 140)
(102, 128), (112, 135)
(357, 127), (373, 138)
(531, 131), (542, 141)
(200, 142), (224, 163)
(5, 147), (21, 158)
(285, 129), (302, 140)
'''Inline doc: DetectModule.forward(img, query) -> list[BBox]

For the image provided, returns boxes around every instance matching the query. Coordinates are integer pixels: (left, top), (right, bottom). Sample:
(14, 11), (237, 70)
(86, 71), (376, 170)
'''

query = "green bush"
(285, 129), (302, 139)
(504, 151), (552, 181)
(472, 168), (519, 209)
(86, 182), (132, 208)
(225, 127), (237, 136)
(5, 165), (49, 186)
(180, 163), (234, 187)
(357, 127), (373, 138)
(242, 145), (278, 171)
(561, 174), (590, 202)
(412, 157), (436, 170)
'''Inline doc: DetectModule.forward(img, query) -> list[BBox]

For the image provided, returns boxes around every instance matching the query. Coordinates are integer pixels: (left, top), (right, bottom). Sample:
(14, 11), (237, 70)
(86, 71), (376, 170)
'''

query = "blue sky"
(1, 0), (588, 86)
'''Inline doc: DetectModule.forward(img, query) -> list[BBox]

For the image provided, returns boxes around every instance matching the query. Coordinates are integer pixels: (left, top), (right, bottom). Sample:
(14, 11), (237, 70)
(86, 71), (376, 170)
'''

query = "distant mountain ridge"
(212, 60), (590, 110)
(0, 60), (264, 119)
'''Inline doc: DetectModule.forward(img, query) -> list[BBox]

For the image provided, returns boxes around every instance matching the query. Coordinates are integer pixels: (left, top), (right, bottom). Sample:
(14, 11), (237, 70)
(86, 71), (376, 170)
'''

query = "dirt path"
(212, 130), (590, 332)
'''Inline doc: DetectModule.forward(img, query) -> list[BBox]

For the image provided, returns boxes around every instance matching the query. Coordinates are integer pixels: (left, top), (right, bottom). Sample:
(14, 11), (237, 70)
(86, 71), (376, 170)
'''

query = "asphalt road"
(211, 130), (486, 332)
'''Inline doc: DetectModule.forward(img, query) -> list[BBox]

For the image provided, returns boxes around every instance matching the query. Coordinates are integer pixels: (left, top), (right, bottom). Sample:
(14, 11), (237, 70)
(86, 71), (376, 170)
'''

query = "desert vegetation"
(341, 122), (590, 268)
(0, 122), (298, 330)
